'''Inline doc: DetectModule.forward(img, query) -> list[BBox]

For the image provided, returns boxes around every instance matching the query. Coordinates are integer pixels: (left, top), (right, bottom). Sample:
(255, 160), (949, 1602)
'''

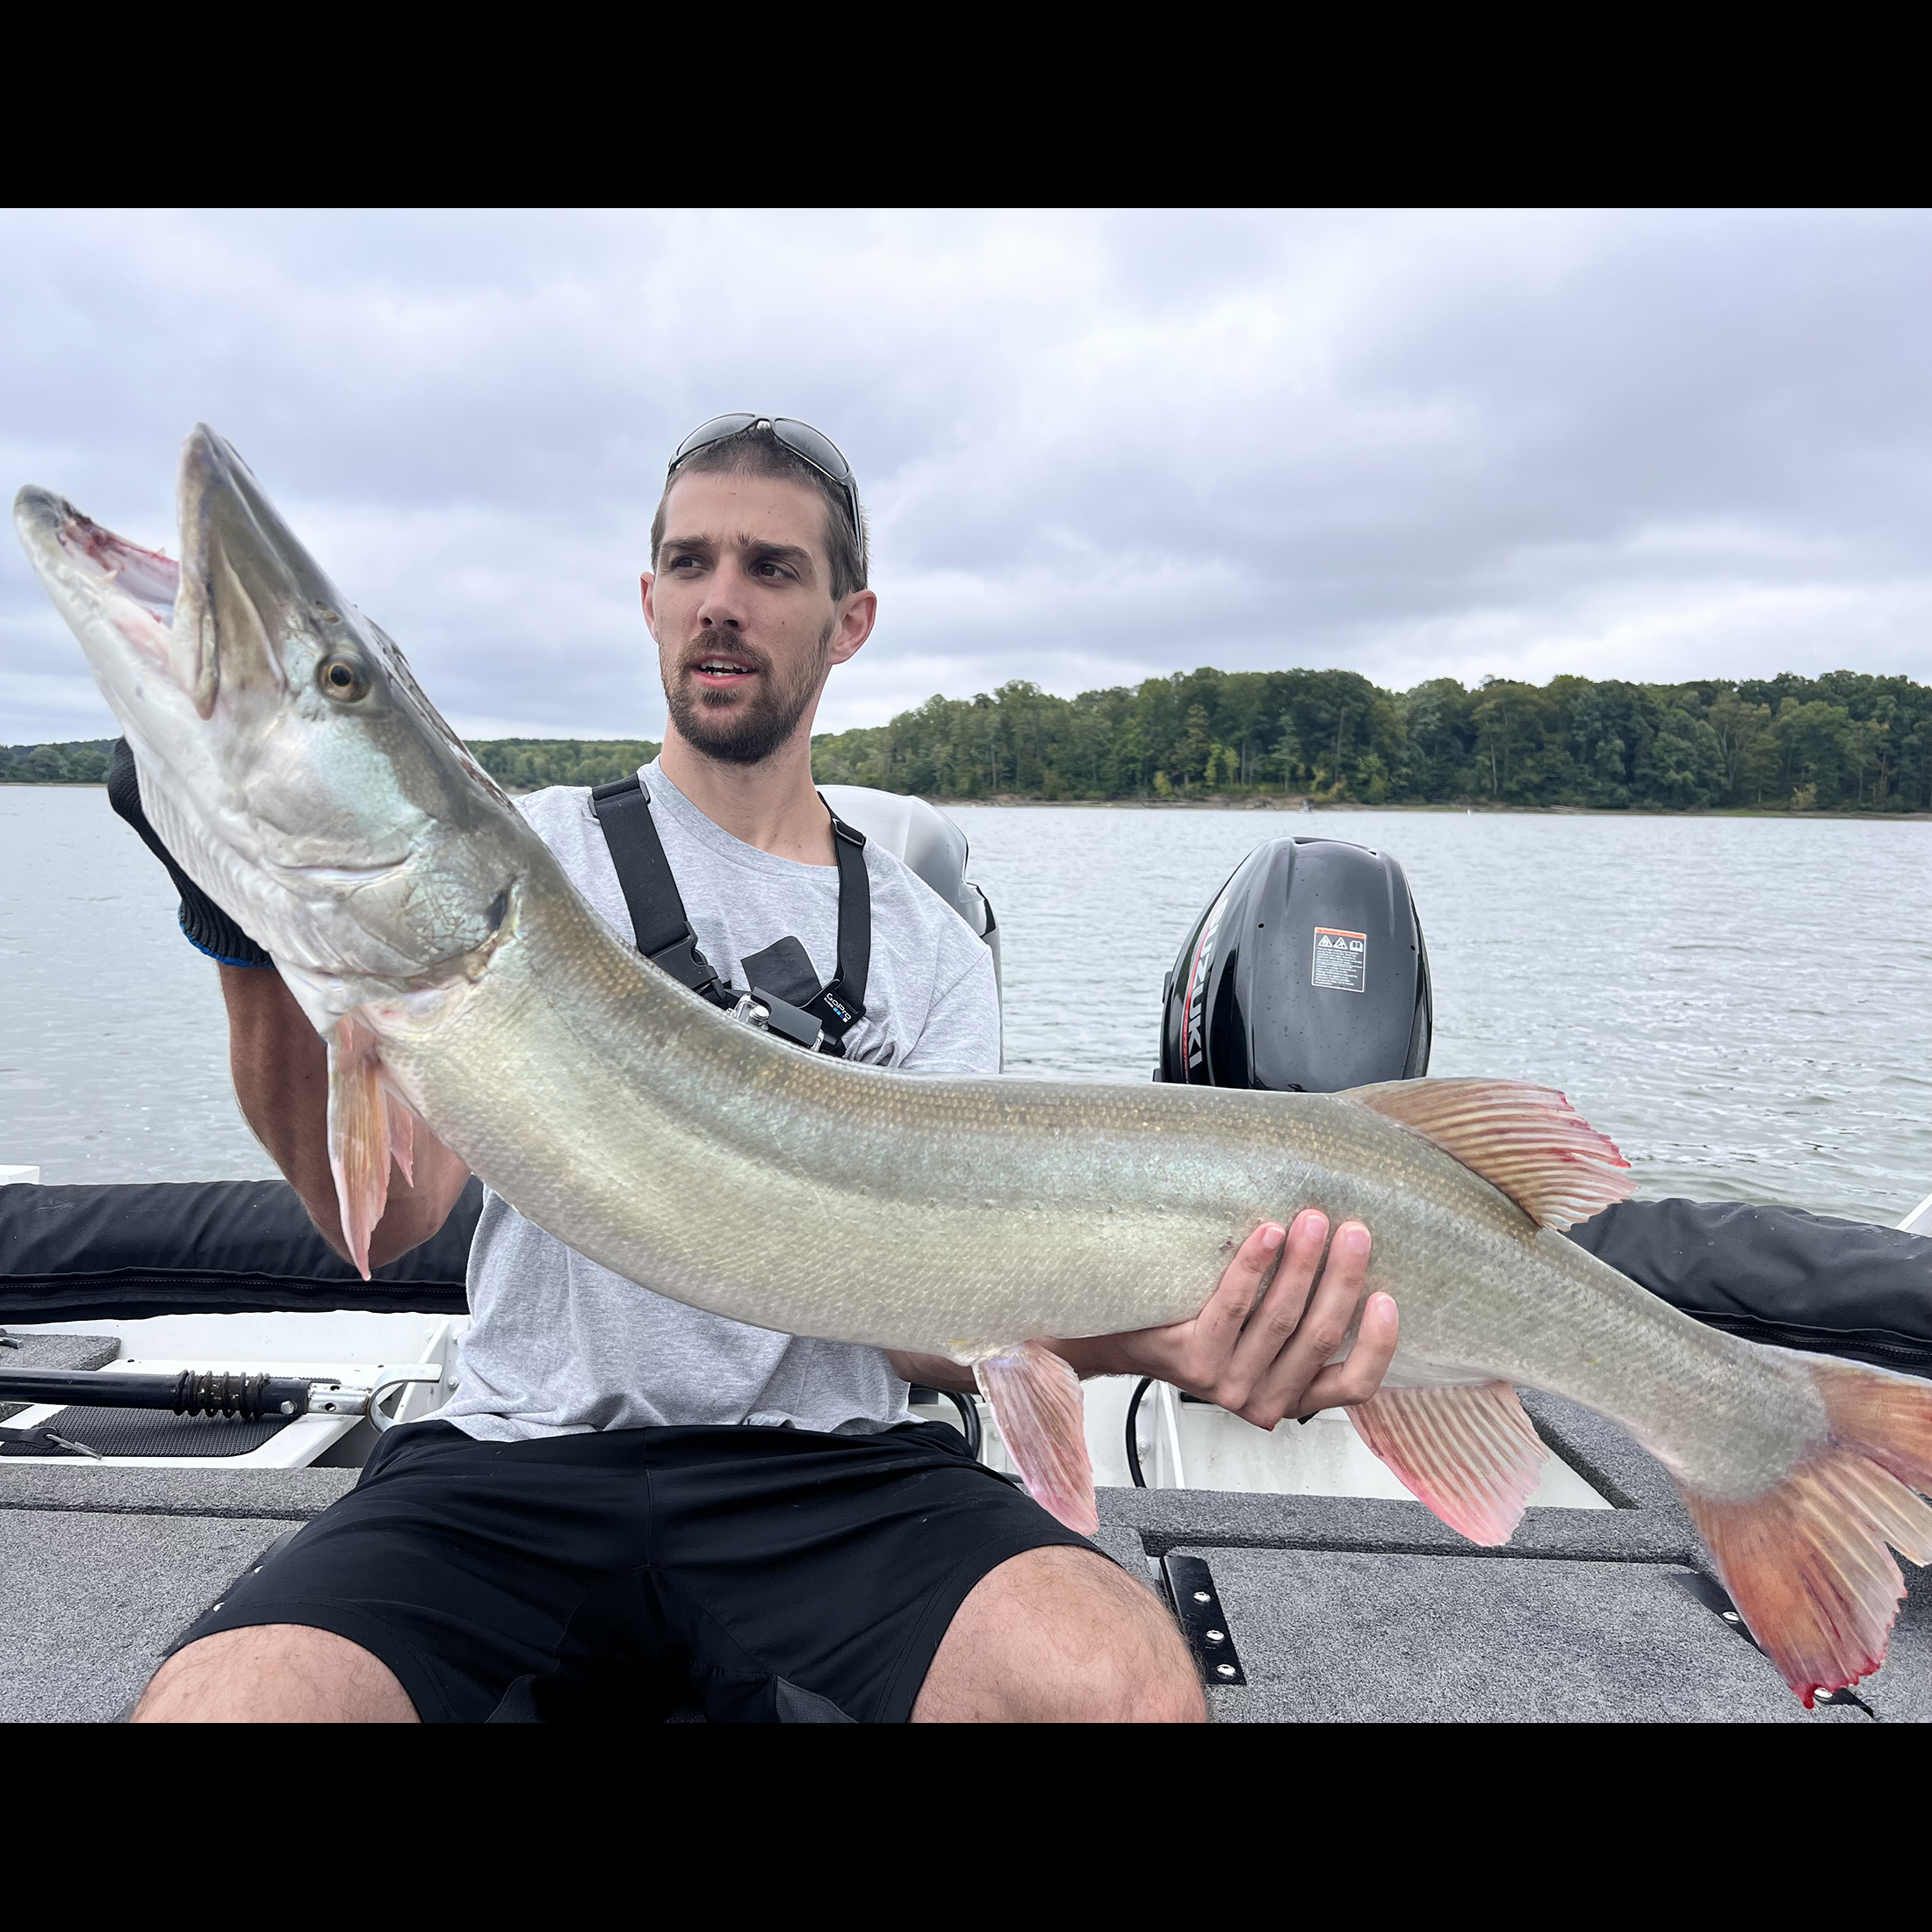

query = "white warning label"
(1312, 926), (1367, 993)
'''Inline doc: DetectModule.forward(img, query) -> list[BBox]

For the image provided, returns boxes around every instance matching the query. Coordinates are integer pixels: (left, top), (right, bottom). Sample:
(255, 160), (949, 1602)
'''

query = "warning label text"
(1312, 927), (1367, 994)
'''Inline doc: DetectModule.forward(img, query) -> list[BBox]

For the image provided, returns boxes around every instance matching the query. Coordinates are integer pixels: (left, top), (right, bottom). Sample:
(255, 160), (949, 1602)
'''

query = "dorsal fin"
(1352, 1077), (1634, 1229)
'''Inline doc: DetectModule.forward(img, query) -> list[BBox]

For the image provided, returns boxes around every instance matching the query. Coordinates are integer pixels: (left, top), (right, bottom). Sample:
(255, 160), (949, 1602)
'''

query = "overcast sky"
(4, 208), (1928, 746)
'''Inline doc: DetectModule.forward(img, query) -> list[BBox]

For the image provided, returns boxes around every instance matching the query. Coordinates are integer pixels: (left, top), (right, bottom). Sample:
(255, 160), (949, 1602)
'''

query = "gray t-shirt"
(436, 761), (1001, 1442)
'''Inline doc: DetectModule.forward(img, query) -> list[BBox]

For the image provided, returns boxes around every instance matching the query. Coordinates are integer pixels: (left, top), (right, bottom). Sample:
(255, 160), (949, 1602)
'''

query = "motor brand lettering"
(1184, 888), (1231, 1074)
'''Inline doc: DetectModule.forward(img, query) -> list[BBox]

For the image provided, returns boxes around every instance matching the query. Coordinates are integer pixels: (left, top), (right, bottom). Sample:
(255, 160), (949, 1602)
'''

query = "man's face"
(642, 470), (875, 766)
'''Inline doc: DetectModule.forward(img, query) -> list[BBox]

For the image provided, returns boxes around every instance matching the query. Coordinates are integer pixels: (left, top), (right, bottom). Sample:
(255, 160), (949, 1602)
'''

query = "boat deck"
(4, 1325), (1919, 1723)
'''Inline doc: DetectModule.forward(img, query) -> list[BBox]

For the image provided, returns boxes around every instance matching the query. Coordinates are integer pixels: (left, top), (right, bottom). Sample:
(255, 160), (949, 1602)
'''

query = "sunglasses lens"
(667, 414), (861, 541)
(769, 418), (853, 484)
(672, 413), (761, 465)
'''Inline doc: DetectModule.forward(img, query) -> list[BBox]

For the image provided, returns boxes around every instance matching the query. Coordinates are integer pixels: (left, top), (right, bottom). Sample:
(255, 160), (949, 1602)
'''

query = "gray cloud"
(4, 208), (1928, 746)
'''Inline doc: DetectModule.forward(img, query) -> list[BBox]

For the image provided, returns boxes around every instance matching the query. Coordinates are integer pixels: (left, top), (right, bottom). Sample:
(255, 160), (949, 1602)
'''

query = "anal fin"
(975, 1341), (1098, 1537)
(327, 1015), (392, 1280)
(1349, 1381), (1548, 1546)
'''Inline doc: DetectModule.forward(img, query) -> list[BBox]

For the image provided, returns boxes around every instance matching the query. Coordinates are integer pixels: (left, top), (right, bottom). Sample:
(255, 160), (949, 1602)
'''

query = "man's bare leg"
(912, 1546), (1204, 1722)
(133, 1626), (419, 1723)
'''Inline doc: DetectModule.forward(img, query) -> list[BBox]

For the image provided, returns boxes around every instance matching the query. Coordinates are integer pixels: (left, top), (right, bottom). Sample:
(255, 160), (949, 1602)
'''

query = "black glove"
(106, 738), (273, 967)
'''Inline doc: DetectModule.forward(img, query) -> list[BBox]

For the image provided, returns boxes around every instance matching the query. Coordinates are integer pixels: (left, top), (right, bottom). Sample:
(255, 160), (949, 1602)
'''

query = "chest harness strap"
(589, 775), (870, 1057)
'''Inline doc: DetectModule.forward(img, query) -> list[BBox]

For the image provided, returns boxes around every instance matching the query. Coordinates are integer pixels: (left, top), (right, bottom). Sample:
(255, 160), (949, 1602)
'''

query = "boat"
(3, 789), (1927, 1723)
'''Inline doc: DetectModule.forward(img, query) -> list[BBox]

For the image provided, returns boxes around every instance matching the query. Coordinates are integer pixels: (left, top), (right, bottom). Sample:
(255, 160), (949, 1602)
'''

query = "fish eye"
(317, 654), (370, 703)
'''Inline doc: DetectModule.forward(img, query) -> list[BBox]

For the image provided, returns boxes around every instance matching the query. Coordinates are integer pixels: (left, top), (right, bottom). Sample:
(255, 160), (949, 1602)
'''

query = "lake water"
(3, 786), (1928, 1224)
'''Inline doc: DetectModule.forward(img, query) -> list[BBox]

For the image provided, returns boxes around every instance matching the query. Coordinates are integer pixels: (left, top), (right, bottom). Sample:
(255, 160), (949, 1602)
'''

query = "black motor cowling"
(1158, 837), (1431, 1092)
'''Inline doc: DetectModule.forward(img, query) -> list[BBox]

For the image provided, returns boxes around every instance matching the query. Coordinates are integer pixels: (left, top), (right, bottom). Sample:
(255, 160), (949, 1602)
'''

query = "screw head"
(1722, 1610), (1741, 1622)
(1205, 1629), (1226, 1643)
(1193, 1590), (1211, 1604)
(1215, 1663), (1237, 1678)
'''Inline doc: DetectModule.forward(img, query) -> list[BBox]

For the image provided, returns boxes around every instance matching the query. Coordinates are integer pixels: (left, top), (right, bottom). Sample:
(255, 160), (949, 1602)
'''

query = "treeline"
(0, 737), (660, 793)
(811, 668), (1932, 811)
(465, 739), (660, 791)
(13, 668), (1929, 811)
(0, 739), (114, 783)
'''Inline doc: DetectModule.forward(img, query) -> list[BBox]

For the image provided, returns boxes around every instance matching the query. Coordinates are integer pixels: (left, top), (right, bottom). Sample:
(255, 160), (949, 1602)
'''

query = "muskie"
(18, 427), (1932, 1706)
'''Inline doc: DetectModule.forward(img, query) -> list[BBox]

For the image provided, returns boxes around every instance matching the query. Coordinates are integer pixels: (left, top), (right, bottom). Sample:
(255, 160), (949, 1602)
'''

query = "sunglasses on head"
(668, 414), (862, 543)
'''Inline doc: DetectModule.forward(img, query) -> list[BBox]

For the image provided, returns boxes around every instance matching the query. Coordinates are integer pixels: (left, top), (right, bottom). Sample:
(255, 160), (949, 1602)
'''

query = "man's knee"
(917, 1546), (1206, 1723)
(133, 1622), (418, 1723)
(1067, 1631), (1205, 1722)
(1060, 1566), (1205, 1723)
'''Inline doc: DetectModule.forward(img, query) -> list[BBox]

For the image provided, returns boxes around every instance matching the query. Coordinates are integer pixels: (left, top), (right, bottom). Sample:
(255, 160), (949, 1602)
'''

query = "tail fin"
(1676, 1355), (1932, 1707)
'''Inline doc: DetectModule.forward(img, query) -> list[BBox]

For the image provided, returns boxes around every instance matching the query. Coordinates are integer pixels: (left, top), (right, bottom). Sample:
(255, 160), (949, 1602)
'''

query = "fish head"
(14, 425), (525, 1010)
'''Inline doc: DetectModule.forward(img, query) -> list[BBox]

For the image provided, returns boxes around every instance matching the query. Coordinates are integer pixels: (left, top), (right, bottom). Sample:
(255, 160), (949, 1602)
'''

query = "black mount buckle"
(647, 930), (721, 997)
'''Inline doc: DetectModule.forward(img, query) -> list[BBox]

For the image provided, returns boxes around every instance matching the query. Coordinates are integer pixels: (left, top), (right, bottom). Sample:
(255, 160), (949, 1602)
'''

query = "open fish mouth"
(28, 498), (184, 670)
(54, 509), (180, 617)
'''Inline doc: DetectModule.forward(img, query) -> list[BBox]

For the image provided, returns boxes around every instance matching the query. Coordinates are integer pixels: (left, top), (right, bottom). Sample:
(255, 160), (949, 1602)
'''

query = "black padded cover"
(0, 1177), (482, 1324)
(1569, 1198), (1932, 1374)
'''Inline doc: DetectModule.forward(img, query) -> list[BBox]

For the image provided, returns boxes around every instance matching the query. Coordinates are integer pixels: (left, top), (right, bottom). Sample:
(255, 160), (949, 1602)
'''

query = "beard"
(662, 622), (833, 767)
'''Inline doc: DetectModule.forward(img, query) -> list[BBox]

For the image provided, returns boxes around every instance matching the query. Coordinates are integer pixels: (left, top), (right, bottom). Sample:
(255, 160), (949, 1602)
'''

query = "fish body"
(368, 889), (1816, 1505)
(18, 425), (1932, 1707)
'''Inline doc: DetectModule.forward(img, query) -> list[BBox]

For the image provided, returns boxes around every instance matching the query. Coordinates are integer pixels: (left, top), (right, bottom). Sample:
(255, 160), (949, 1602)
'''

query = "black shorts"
(174, 1417), (1099, 1722)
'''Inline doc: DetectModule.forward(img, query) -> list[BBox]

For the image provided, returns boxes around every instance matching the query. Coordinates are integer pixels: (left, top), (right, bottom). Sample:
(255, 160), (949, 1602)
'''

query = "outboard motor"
(1157, 837), (1431, 1092)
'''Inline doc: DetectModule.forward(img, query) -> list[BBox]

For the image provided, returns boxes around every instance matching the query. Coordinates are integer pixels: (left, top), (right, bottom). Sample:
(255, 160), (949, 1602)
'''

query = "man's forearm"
(887, 1351), (977, 1392)
(220, 964), (471, 1267)
(886, 1337), (1126, 1394)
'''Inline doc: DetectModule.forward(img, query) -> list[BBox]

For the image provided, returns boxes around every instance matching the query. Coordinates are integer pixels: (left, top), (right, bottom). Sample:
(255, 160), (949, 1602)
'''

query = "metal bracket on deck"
(1162, 1553), (1246, 1686)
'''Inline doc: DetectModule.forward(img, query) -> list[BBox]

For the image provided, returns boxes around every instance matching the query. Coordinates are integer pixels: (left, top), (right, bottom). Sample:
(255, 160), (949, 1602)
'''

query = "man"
(133, 415), (1399, 1723)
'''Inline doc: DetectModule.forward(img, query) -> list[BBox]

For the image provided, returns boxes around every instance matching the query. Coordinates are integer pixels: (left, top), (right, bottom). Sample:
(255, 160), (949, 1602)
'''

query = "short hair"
(650, 423), (869, 600)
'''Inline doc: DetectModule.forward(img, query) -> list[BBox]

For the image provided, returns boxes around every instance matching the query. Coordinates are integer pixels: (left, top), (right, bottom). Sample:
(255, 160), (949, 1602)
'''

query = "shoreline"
(4, 781), (1926, 823)
(932, 794), (1932, 821)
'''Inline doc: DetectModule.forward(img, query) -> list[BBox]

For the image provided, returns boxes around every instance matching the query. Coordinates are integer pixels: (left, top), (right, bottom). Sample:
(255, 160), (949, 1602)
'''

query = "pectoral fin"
(1349, 1381), (1548, 1546)
(327, 1015), (392, 1280)
(975, 1341), (1098, 1537)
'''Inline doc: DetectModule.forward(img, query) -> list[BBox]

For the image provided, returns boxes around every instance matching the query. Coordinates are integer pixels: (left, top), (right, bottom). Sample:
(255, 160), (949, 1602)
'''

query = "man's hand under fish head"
(1056, 1213), (1397, 1426)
